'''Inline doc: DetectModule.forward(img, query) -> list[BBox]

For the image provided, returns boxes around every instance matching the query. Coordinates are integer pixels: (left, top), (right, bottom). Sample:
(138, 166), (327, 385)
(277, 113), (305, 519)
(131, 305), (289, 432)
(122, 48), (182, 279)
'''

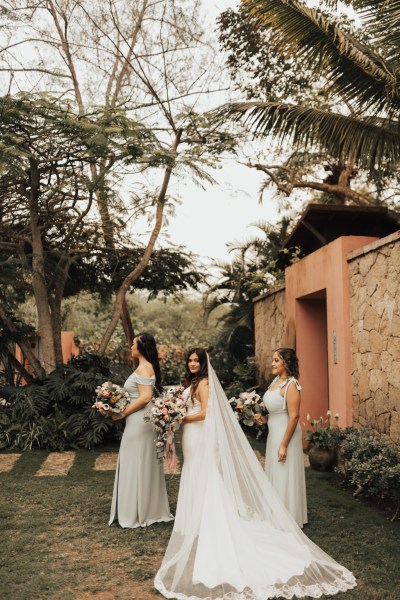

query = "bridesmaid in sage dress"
(263, 347), (307, 527)
(109, 332), (173, 528)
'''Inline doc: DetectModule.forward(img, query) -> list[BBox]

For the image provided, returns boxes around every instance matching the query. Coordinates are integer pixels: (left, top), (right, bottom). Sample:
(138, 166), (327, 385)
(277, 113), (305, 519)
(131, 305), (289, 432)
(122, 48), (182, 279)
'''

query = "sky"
(155, 0), (279, 264)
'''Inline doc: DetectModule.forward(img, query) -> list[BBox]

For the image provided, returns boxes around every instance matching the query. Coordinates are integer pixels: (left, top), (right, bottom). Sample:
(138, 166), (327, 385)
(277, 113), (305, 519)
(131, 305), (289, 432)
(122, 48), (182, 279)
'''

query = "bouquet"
(93, 381), (129, 415)
(144, 385), (187, 468)
(229, 390), (268, 438)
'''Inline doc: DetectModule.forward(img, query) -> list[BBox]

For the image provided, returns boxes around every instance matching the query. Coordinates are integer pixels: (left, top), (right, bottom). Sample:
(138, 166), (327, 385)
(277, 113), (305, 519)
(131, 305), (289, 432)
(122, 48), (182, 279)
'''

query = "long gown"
(263, 377), (307, 527)
(154, 362), (356, 599)
(109, 371), (173, 528)
(173, 388), (203, 534)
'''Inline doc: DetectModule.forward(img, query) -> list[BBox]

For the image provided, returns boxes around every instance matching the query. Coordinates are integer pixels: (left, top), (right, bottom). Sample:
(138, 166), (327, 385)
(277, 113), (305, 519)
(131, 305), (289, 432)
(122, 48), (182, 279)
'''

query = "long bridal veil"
(154, 357), (356, 599)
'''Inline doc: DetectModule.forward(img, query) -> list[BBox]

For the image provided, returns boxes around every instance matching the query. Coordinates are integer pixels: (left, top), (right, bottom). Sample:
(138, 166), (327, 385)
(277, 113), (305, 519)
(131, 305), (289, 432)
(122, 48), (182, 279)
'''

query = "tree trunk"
(0, 305), (46, 380)
(121, 298), (135, 348)
(98, 129), (183, 355)
(28, 158), (57, 374)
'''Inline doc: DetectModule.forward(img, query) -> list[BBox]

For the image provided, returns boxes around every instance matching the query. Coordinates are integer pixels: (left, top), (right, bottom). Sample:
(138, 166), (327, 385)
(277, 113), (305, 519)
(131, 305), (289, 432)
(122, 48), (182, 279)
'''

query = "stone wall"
(253, 285), (286, 385)
(348, 231), (400, 443)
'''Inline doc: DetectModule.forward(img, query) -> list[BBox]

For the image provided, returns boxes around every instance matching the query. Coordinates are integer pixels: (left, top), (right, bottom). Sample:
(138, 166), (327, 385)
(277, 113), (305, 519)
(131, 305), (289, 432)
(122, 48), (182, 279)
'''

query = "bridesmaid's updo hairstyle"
(136, 332), (162, 394)
(184, 347), (208, 397)
(275, 347), (300, 379)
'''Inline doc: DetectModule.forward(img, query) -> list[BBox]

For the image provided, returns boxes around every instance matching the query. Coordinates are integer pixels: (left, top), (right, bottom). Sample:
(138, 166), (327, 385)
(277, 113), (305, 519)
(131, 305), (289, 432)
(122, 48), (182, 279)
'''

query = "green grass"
(0, 443), (399, 599)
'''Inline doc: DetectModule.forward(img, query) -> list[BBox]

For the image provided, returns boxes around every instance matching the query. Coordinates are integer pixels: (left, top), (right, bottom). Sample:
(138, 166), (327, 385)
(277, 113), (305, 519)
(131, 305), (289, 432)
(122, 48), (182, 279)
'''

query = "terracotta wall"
(348, 231), (400, 443)
(285, 235), (377, 430)
(253, 285), (286, 386)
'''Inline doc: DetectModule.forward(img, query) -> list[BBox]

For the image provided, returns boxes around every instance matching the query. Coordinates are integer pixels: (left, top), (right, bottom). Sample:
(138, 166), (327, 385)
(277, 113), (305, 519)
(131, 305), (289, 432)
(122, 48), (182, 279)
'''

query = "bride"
(154, 347), (356, 599)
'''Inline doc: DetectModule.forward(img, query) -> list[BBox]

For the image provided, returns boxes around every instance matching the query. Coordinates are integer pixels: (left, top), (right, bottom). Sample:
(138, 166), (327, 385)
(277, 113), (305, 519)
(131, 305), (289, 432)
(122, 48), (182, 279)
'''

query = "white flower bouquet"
(229, 390), (268, 438)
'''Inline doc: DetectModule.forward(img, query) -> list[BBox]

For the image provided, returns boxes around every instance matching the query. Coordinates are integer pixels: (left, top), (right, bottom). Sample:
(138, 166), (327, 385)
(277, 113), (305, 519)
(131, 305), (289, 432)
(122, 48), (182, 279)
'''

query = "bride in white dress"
(155, 348), (356, 599)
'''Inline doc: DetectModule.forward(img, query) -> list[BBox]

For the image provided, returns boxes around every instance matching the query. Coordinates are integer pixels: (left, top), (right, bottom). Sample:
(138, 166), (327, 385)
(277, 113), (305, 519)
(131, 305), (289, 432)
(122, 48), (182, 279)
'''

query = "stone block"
(387, 367), (400, 390)
(369, 369), (388, 394)
(374, 389), (389, 416)
(363, 305), (380, 332)
(388, 314), (400, 336)
(388, 385), (400, 411)
(376, 412), (390, 435)
(359, 253), (377, 277)
(359, 400), (366, 418)
(366, 352), (382, 370)
(358, 371), (370, 399)
(359, 330), (370, 354)
(351, 352), (362, 373)
(389, 411), (400, 444)
(365, 398), (376, 425)
(389, 336), (400, 361)
(379, 350), (392, 373)
(366, 276), (379, 297)
(368, 330), (384, 354)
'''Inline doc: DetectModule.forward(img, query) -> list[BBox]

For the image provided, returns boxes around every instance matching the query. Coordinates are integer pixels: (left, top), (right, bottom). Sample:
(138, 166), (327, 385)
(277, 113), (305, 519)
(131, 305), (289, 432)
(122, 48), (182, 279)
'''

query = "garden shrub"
(337, 427), (400, 512)
(0, 353), (127, 451)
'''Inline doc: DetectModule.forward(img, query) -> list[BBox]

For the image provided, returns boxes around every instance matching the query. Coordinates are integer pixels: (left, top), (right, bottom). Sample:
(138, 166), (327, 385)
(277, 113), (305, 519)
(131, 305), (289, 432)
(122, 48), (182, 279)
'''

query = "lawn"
(0, 440), (399, 600)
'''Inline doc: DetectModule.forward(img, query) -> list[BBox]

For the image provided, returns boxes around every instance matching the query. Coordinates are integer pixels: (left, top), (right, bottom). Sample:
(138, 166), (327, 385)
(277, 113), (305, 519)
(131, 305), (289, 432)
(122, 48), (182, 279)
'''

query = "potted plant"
(305, 412), (345, 472)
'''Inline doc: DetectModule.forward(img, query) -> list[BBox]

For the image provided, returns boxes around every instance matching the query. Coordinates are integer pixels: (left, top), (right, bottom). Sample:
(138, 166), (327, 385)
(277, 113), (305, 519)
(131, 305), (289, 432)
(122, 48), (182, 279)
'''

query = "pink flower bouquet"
(93, 381), (129, 415)
(145, 385), (187, 468)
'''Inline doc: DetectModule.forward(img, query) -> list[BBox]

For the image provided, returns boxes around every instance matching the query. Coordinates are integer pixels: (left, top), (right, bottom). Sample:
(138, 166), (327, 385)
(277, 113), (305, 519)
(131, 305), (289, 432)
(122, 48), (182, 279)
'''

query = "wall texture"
(348, 231), (400, 443)
(253, 285), (286, 385)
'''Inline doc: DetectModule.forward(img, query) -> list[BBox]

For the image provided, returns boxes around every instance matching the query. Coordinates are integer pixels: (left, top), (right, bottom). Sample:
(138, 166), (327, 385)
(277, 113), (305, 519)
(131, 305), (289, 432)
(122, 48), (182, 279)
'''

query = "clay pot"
(308, 446), (337, 472)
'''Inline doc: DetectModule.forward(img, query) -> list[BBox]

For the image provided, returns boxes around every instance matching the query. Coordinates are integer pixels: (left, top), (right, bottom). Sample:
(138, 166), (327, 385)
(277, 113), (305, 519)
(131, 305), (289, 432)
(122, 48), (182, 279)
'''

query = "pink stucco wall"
(285, 236), (377, 431)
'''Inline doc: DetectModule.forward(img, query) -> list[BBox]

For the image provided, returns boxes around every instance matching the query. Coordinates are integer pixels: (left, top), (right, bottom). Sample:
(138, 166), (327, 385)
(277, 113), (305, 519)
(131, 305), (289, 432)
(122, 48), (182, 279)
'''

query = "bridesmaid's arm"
(184, 378), (209, 423)
(112, 364), (154, 420)
(277, 383), (301, 463)
(121, 383), (153, 418)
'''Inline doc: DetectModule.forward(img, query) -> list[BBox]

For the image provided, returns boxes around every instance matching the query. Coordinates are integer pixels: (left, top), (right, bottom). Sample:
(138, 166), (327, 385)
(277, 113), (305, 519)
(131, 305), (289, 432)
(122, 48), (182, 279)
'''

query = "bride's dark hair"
(184, 347), (208, 397)
(136, 332), (162, 394)
(275, 347), (300, 379)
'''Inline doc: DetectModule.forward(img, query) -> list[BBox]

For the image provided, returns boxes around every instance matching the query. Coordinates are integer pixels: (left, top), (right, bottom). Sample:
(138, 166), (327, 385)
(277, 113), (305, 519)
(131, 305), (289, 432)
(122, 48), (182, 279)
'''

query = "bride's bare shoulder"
(197, 377), (209, 390)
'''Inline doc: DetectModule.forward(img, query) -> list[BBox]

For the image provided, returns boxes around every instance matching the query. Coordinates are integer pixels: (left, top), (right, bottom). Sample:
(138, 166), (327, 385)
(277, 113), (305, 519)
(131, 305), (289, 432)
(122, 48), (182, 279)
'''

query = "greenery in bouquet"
(305, 412), (345, 451)
(145, 385), (187, 463)
(93, 381), (129, 415)
(229, 390), (268, 438)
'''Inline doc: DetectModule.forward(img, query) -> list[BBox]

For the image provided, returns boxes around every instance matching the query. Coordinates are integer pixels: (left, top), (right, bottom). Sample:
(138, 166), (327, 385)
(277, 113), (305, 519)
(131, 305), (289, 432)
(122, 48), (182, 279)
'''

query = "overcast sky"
(155, 0), (280, 264)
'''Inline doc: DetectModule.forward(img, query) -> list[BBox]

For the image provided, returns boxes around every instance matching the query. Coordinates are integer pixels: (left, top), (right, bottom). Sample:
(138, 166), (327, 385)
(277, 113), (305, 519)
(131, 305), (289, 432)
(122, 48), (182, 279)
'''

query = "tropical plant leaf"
(214, 101), (400, 172)
(241, 0), (400, 116)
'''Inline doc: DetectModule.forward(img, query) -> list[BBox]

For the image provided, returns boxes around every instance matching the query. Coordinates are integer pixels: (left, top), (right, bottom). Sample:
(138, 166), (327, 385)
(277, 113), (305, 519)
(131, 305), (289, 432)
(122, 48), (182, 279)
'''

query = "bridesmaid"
(109, 332), (173, 528)
(263, 347), (307, 527)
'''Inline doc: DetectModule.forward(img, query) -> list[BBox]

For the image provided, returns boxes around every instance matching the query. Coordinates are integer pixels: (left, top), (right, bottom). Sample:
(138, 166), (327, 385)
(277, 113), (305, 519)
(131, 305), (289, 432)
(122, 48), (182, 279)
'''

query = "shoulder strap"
(268, 376), (279, 390)
(282, 377), (302, 409)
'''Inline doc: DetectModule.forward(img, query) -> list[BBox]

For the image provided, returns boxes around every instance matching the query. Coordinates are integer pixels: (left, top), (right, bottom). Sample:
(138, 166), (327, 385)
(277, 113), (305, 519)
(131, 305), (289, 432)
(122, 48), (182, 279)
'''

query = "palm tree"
(216, 0), (400, 176)
(204, 218), (293, 344)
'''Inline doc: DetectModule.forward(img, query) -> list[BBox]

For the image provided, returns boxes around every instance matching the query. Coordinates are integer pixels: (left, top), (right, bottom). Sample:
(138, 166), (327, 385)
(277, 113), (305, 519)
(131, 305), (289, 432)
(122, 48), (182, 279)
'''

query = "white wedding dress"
(154, 358), (356, 599)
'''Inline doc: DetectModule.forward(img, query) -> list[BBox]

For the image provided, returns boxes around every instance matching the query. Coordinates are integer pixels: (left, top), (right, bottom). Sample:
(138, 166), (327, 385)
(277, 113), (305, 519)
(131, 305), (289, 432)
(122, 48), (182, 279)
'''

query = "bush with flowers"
(144, 385), (187, 467)
(305, 411), (345, 451)
(229, 390), (268, 438)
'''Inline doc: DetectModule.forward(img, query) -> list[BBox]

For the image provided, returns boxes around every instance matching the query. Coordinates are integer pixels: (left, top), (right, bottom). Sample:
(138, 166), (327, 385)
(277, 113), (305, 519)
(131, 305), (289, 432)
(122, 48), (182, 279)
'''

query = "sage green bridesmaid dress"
(109, 371), (174, 528)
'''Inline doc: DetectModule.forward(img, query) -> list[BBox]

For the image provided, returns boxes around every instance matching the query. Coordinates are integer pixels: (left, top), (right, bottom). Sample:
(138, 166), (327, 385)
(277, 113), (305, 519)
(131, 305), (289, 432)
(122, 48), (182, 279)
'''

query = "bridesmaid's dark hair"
(136, 332), (162, 394)
(275, 347), (300, 379)
(184, 347), (208, 397)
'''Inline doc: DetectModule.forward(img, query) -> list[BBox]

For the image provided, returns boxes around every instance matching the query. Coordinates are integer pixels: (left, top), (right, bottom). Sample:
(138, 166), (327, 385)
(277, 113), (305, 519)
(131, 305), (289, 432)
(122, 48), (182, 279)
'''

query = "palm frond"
(215, 101), (400, 173)
(242, 0), (400, 116)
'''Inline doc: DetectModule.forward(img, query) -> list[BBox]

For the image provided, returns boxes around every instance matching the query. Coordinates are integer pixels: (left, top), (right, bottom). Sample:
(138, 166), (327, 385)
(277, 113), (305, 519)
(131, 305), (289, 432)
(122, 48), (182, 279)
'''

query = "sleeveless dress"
(263, 377), (307, 527)
(173, 388), (203, 534)
(109, 371), (174, 528)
